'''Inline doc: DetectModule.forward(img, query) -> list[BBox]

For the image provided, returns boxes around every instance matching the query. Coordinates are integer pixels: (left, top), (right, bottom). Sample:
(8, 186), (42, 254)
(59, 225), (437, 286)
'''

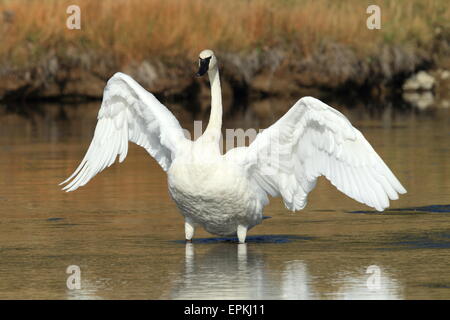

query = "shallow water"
(0, 100), (449, 299)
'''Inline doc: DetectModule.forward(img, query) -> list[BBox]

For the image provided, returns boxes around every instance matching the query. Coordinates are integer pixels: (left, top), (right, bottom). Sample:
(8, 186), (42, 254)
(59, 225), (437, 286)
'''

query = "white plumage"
(61, 49), (406, 243)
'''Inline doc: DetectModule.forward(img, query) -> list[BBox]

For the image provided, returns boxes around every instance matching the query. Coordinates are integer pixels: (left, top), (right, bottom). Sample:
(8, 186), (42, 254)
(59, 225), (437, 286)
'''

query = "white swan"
(61, 49), (406, 243)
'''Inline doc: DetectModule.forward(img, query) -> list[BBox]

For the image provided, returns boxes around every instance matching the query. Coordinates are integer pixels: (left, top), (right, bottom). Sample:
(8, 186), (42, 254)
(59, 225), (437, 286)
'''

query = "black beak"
(196, 57), (211, 77)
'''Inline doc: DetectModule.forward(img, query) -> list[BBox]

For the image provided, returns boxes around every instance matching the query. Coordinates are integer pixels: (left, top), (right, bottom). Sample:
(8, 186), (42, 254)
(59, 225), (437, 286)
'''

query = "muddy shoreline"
(1, 41), (449, 111)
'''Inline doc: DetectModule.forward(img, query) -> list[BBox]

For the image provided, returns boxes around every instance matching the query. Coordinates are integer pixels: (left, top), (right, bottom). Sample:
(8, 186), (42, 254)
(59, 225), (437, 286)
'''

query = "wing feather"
(61, 72), (189, 192)
(226, 96), (406, 212)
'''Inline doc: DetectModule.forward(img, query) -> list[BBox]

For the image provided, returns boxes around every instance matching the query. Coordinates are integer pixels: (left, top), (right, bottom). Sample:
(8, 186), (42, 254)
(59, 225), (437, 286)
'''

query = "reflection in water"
(65, 279), (103, 300)
(170, 243), (403, 300)
(332, 268), (402, 300)
(0, 100), (449, 299)
(171, 243), (269, 299)
(281, 260), (317, 299)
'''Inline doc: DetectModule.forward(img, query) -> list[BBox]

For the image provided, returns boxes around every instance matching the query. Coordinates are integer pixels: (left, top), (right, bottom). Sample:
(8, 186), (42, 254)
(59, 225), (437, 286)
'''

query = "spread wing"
(225, 96), (406, 211)
(60, 72), (190, 192)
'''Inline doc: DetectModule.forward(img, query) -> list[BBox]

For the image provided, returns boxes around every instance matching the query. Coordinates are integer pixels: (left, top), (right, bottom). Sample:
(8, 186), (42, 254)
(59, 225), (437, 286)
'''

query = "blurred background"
(0, 0), (449, 300)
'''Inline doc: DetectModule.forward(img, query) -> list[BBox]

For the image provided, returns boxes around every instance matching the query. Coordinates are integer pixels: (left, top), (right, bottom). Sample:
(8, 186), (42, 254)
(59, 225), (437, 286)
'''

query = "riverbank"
(1, 43), (449, 108)
(0, 0), (449, 109)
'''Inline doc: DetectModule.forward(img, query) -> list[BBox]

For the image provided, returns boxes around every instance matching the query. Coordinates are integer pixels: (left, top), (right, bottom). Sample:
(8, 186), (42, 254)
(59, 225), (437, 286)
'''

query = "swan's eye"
(199, 56), (212, 64)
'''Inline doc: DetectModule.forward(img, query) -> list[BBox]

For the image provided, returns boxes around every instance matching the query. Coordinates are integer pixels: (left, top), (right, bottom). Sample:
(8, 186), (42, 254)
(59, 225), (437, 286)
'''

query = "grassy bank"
(1, 0), (448, 65)
(0, 0), (449, 103)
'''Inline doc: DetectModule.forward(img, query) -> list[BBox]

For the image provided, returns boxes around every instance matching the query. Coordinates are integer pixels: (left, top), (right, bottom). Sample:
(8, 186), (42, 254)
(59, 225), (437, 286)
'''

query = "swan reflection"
(169, 241), (403, 300)
(174, 243), (269, 299)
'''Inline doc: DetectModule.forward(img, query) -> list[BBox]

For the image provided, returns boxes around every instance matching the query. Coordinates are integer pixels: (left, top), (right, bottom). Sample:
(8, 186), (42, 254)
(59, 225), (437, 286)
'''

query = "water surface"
(0, 100), (449, 299)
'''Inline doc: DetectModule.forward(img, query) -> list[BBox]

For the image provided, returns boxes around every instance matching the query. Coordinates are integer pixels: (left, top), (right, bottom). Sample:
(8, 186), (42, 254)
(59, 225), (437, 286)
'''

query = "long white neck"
(202, 66), (222, 143)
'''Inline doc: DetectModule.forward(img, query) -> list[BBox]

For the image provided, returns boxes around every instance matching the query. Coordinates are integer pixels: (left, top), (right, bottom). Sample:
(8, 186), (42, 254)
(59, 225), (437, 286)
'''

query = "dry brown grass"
(0, 0), (449, 66)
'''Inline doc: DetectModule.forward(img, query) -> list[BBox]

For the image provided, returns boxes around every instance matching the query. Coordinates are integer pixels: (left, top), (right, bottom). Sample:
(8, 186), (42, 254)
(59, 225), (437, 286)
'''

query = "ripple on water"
(348, 204), (450, 215)
(383, 230), (450, 250)
(173, 234), (314, 244)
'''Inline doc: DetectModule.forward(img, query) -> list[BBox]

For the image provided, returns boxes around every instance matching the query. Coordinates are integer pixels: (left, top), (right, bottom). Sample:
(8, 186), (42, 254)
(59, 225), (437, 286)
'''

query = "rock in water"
(403, 71), (435, 91)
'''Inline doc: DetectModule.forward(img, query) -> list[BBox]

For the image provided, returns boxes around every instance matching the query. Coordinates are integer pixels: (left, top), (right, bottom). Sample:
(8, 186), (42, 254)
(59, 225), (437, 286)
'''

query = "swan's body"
(61, 49), (406, 243)
(168, 154), (260, 236)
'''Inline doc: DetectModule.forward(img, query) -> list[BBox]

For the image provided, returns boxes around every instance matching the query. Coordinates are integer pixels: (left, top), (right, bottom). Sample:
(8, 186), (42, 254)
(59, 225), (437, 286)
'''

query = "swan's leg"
(185, 218), (195, 242)
(237, 224), (247, 244)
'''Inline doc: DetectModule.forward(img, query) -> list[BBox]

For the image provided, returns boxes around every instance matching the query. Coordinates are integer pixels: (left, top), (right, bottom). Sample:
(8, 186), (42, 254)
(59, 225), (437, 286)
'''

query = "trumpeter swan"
(61, 49), (406, 243)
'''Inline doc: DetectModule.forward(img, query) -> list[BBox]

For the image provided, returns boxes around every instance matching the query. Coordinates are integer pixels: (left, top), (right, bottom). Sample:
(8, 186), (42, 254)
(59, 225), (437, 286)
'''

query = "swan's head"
(196, 49), (217, 77)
